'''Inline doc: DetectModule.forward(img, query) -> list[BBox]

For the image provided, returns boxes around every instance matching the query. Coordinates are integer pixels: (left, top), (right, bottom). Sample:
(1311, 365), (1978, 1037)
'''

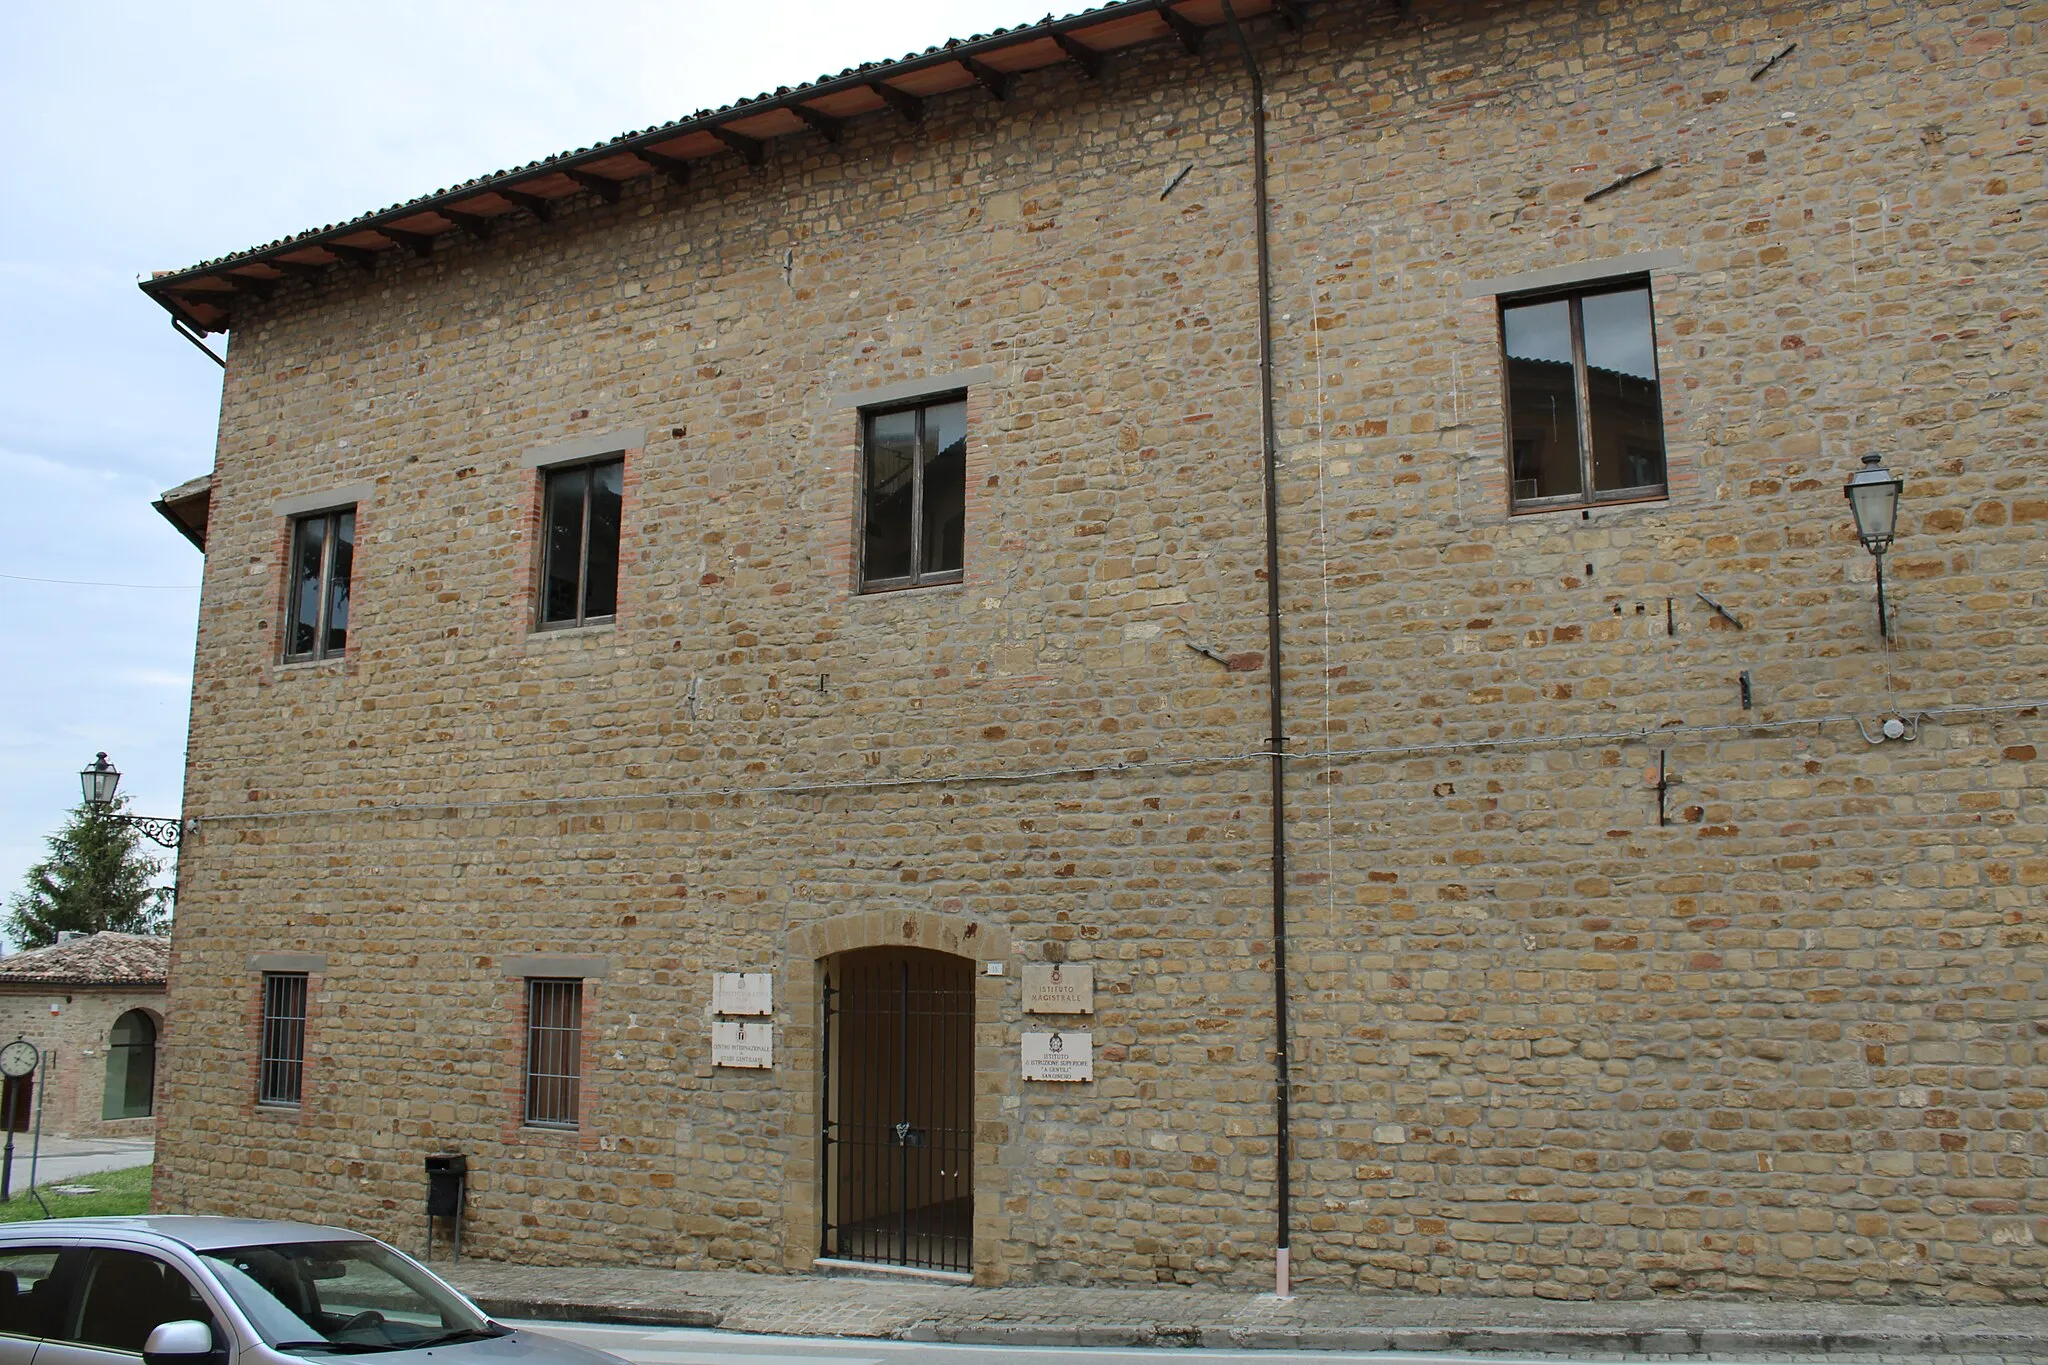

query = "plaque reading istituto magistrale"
(1021, 962), (1094, 1014)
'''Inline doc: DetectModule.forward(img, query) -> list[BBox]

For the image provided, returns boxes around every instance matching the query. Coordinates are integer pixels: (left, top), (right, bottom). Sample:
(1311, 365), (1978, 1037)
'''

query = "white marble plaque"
(1021, 1030), (1092, 1082)
(712, 1020), (773, 1069)
(1022, 963), (1094, 1015)
(712, 972), (773, 1016)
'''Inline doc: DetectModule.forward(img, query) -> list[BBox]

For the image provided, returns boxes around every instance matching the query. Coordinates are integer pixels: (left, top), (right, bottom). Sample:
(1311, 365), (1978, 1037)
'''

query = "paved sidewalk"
(443, 1260), (2048, 1357)
(11, 1135), (152, 1190)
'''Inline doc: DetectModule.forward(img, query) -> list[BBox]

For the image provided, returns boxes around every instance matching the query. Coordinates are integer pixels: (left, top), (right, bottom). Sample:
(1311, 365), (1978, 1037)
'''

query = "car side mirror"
(143, 1320), (218, 1365)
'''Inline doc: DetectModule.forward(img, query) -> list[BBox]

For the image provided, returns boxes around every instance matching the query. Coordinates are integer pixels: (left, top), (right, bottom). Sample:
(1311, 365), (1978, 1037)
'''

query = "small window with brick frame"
(1500, 279), (1668, 511)
(258, 972), (308, 1106)
(859, 397), (965, 592)
(523, 978), (582, 1128)
(539, 458), (623, 627)
(283, 507), (354, 660)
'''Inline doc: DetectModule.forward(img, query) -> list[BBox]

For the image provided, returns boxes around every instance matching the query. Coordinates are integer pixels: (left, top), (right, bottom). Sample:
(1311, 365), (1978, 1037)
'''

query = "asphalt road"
(515, 1318), (1951, 1365)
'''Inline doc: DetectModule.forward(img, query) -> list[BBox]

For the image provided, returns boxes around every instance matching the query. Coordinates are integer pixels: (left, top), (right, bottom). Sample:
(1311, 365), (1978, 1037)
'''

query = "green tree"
(6, 797), (170, 949)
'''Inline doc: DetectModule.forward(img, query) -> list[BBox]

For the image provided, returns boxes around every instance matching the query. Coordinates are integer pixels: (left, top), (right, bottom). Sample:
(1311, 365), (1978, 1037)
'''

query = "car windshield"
(200, 1240), (497, 1354)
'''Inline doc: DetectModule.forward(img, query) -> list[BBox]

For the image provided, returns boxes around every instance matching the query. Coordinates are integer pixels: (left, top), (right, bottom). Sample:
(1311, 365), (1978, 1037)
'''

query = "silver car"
(0, 1218), (626, 1365)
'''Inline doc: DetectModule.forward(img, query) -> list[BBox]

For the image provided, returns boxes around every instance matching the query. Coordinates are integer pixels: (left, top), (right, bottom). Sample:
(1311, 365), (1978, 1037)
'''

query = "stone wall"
(155, 0), (2045, 1302)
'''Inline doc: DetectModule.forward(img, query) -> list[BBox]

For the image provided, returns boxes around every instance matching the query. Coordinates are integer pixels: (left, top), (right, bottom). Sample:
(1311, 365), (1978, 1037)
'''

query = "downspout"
(1217, 0), (1293, 1299)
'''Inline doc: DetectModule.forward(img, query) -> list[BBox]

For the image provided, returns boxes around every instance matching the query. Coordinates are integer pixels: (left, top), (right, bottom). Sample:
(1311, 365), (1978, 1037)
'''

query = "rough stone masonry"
(150, 0), (2044, 1303)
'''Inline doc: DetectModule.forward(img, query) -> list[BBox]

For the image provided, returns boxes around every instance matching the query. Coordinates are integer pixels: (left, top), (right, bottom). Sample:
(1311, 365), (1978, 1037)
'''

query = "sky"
(0, 0), (1048, 934)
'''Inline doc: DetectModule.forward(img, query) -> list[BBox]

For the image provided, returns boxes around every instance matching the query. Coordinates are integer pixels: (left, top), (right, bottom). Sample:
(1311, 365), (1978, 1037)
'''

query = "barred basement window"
(860, 397), (965, 592)
(258, 972), (308, 1106)
(524, 978), (582, 1128)
(1501, 280), (1668, 511)
(284, 507), (354, 660)
(540, 458), (623, 627)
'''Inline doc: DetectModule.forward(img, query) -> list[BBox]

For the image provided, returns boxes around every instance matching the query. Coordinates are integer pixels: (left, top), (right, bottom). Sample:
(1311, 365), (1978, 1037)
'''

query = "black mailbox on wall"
(424, 1153), (466, 1261)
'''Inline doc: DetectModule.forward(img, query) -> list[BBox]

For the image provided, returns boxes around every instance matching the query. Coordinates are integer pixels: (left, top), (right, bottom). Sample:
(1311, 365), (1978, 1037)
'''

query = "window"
(259, 972), (308, 1106)
(68, 1250), (218, 1354)
(860, 397), (965, 592)
(523, 978), (582, 1127)
(1501, 280), (1667, 510)
(284, 507), (354, 660)
(540, 458), (623, 627)
(101, 1009), (156, 1120)
(0, 1247), (64, 1341)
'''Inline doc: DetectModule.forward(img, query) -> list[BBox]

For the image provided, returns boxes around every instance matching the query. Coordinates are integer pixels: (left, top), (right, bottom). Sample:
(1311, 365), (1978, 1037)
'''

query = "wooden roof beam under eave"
(270, 258), (334, 280)
(440, 209), (496, 240)
(326, 242), (384, 270)
(869, 81), (925, 125)
(710, 126), (767, 167)
(1274, 0), (1306, 28)
(1052, 32), (1109, 82)
(790, 104), (846, 144)
(1156, 1), (1206, 54)
(961, 57), (1013, 102)
(500, 189), (557, 223)
(635, 149), (693, 188)
(379, 226), (441, 259)
(563, 168), (623, 203)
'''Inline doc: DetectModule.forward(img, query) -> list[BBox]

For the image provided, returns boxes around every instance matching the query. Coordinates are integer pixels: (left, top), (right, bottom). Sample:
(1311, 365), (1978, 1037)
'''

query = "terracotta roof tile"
(0, 933), (170, 988)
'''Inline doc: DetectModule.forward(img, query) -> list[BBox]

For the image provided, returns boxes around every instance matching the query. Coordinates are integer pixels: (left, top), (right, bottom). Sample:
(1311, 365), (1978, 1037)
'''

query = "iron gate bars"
(820, 949), (973, 1273)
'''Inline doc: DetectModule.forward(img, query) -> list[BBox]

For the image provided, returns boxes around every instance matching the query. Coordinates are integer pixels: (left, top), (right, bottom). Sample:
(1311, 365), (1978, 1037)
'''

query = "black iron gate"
(820, 947), (973, 1273)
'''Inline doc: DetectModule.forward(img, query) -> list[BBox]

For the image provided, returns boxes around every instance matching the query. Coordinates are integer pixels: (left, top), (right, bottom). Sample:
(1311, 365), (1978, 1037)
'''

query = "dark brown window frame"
(523, 977), (583, 1129)
(1498, 275), (1669, 514)
(282, 506), (355, 661)
(857, 394), (967, 594)
(258, 972), (308, 1107)
(537, 456), (624, 630)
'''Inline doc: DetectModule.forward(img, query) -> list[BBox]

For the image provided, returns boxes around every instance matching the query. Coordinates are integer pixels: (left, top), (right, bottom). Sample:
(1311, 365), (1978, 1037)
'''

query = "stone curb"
(483, 1295), (2048, 1357)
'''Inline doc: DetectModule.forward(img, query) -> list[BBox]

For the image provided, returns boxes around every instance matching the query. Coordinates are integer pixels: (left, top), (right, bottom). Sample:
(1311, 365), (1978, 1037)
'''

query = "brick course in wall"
(152, 0), (2045, 1302)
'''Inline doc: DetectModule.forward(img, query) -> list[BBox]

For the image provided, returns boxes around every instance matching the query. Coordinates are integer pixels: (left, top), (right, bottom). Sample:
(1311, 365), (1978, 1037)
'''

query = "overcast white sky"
(0, 0), (1052, 928)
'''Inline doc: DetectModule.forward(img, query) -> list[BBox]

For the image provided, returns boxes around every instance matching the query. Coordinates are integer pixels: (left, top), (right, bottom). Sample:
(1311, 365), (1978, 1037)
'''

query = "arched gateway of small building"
(819, 947), (973, 1273)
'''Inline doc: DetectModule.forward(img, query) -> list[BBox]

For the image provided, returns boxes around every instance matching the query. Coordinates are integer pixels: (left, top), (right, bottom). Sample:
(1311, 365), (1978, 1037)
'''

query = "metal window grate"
(259, 972), (308, 1106)
(524, 978), (582, 1127)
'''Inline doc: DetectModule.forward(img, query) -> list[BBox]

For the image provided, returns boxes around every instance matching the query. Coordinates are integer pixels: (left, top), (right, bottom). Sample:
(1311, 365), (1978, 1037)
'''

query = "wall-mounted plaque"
(1021, 1030), (1092, 1082)
(1022, 963), (1094, 1015)
(712, 1020), (773, 1069)
(712, 972), (773, 1016)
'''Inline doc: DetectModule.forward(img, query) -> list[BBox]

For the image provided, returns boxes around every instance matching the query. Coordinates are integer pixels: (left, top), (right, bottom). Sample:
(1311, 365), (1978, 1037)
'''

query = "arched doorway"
(820, 946), (973, 1273)
(102, 1010), (157, 1121)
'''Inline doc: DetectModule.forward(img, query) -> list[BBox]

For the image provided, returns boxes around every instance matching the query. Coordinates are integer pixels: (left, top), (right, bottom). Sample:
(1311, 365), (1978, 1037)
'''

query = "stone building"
(142, 0), (2044, 1301)
(0, 934), (167, 1140)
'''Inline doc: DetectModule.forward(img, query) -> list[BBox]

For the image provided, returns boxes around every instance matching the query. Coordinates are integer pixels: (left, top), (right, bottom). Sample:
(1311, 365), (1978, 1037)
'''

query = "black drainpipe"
(1217, 0), (1293, 1299)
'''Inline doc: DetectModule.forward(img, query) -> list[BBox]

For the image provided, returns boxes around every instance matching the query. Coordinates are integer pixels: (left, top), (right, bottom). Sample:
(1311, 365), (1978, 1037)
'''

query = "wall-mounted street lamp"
(79, 753), (185, 848)
(1843, 452), (1904, 639)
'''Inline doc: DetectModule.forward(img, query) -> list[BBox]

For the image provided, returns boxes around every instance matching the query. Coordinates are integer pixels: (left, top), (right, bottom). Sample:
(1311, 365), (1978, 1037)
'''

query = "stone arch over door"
(781, 909), (1012, 1282)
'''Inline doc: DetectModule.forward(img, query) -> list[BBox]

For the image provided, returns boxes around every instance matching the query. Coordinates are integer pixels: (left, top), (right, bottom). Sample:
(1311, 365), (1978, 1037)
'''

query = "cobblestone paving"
(446, 1261), (2048, 1358)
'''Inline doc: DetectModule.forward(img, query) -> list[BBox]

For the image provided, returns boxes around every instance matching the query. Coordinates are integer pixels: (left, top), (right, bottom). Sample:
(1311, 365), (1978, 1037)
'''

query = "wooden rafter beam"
(1156, 1), (1206, 53)
(711, 126), (766, 167)
(379, 227), (440, 259)
(1274, 0), (1305, 28)
(869, 81), (924, 125)
(563, 168), (623, 204)
(439, 209), (495, 240)
(635, 149), (693, 187)
(500, 189), (556, 223)
(1052, 32), (1108, 82)
(270, 259), (333, 280)
(961, 57), (1012, 101)
(326, 242), (383, 270)
(225, 273), (278, 299)
(790, 104), (845, 144)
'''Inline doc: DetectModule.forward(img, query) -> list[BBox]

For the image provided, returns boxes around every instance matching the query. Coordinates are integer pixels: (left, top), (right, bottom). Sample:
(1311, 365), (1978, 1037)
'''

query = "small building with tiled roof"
(0, 933), (167, 1140)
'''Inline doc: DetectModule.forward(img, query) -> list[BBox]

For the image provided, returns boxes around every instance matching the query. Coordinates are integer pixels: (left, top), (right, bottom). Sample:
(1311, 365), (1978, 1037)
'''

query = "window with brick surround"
(1500, 279), (1667, 511)
(283, 507), (354, 660)
(523, 978), (582, 1127)
(539, 458), (623, 627)
(860, 396), (965, 592)
(258, 972), (307, 1106)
